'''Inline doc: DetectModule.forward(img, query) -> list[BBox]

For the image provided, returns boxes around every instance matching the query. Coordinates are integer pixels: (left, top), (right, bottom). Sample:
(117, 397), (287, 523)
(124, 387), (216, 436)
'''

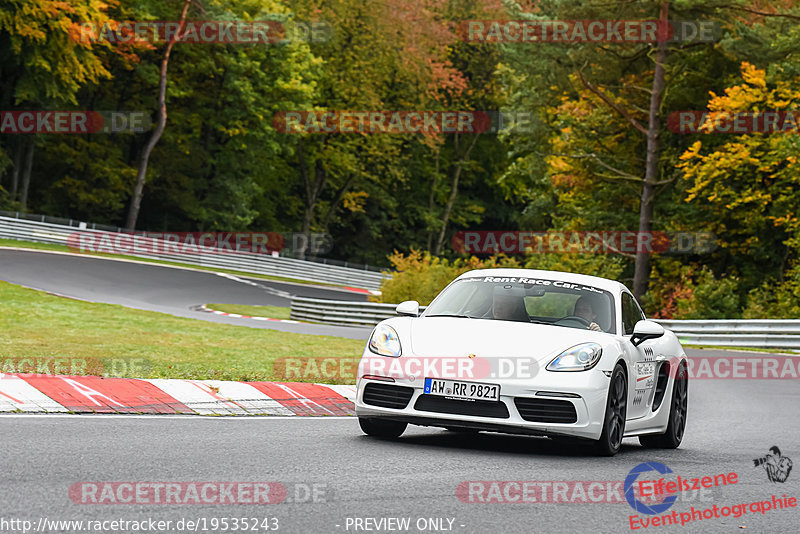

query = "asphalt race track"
(1, 376), (799, 534)
(0, 248), (371, 339)
(2, 247), (799, 533)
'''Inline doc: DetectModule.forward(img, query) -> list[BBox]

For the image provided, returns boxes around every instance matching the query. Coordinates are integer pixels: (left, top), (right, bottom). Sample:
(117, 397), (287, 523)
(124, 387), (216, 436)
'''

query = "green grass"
(0, 239), (348, 288)
(0, 281), (363, 383)
(207, 303), (291, 320)
(0, 238), (66, 253)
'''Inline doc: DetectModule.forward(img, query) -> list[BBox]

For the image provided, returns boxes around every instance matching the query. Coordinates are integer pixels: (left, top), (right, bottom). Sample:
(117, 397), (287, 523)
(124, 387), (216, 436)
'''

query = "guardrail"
(0, 215), (389, 291)
(290, 298), (800, 349)
(290, 297), (426, 326)
(657, 319), (800, 349)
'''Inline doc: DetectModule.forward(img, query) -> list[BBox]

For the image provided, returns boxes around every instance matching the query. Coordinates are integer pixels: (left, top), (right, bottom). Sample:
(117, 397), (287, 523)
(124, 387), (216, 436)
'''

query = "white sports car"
(355, 268), (688, 455)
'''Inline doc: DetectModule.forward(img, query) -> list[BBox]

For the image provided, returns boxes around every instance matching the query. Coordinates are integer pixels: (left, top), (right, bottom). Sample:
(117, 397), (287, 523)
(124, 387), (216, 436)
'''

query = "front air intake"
(362, 383), (414, 409)
(514, 397), (578, 423)
(414, 396), (510, 418)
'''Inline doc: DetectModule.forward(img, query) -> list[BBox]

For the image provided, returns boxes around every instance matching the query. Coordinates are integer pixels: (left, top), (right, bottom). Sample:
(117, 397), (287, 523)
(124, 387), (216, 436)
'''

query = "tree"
(0, 0), (114, 209)
(429, 1), (504, 255)
(283, 0), (470, 259)
(125, 0), (191, 230)
(497, 0), (755, 300)
(679, 62), (800, 284)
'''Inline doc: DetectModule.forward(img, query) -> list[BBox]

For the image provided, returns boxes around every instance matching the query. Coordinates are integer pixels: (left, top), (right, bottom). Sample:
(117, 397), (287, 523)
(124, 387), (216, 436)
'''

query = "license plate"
(423, 378), (500, 401)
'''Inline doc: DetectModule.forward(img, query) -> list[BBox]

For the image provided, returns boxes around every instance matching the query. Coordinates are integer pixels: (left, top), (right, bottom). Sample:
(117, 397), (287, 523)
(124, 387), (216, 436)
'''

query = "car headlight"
(368, 324), (402, 357)
(546, 343), (603, 372)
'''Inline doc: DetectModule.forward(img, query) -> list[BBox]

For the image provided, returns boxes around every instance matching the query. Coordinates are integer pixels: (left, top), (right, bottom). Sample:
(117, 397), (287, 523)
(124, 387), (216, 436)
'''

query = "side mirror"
(631, 320), (665, 347)
(396, 300), (420, 317)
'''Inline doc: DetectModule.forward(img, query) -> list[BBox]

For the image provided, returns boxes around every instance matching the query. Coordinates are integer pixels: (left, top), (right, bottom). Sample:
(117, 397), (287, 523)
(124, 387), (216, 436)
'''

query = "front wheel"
(358, 417), (407, 438)
(593, 363), (627, 456)
(639, 361), (688, 449)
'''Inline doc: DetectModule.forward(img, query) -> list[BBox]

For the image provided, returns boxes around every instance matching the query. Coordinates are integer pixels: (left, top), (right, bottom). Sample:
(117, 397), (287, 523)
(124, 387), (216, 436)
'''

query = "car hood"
(401, 316), (611, 364)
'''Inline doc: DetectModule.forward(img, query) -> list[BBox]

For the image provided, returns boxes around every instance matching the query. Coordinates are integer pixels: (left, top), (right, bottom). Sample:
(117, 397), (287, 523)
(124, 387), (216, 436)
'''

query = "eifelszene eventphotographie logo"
(753, 446), (793, 483)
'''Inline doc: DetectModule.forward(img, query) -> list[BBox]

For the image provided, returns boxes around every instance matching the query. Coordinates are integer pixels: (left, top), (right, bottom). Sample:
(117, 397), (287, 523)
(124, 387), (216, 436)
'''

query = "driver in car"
(574, 296), (603, 332)
(491, 286), (530, 322)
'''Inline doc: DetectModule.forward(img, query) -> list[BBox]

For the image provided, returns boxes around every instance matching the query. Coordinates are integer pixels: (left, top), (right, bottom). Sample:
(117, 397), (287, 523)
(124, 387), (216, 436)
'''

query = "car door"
(621, 291), (654, 420)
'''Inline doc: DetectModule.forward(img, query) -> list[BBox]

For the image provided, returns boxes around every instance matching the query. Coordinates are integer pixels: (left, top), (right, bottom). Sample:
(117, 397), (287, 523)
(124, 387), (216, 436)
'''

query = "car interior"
(432, 280), (615, 333)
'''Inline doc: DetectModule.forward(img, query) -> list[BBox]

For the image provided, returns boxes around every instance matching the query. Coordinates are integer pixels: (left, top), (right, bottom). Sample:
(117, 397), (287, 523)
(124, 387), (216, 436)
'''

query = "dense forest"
(1, 0), (799, 318)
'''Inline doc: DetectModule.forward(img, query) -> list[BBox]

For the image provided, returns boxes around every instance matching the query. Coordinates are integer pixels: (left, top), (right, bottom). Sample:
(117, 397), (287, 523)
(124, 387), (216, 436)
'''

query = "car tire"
(593, 363), (627, 456)
(639, 361), (688, 449)
(358, 417), (407, 438)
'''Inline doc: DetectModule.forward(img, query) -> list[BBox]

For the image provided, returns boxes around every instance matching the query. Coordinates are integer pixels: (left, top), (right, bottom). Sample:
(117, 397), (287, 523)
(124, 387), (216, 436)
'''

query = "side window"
(621, 293), (641, 335)
(633, 296), (646, 322)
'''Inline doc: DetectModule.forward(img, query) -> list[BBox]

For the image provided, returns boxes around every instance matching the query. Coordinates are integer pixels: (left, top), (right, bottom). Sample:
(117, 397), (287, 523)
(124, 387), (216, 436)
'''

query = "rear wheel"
(358, 417), (407, 438)
(593, 363), (627, 456)
(639, 361), (688, 449)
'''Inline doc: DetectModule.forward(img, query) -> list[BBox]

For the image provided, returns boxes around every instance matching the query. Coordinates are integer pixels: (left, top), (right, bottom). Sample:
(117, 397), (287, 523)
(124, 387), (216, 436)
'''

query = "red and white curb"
(0, 374), (356, 416)
(343, 286), (381, 296)
(197, 304), (303, 324)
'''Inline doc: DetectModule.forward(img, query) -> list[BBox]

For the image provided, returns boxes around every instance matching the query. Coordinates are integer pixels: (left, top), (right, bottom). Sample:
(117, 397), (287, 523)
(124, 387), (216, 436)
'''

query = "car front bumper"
(355, 368), (613, 441)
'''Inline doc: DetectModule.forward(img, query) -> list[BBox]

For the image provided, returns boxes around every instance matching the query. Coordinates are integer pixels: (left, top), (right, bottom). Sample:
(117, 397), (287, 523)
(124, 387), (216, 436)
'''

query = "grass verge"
(0, 281), (363, 383)
(207, 303), (292, 320)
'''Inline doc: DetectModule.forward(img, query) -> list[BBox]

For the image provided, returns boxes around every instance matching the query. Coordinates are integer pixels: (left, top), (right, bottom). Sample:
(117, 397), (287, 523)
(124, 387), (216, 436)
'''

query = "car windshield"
(423, 276), (616, 334)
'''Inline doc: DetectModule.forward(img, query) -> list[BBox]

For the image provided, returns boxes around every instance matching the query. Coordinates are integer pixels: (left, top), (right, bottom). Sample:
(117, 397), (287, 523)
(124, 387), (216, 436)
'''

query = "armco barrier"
(290, 297), (426, 327)
(657, 319), (800, 349)
(290, 298), (800, 350)
(0, 214), (388, 291)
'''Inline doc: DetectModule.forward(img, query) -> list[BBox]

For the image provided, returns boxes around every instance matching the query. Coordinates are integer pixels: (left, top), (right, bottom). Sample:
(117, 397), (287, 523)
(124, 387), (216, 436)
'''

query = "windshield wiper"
(425, 313), (474, 319)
